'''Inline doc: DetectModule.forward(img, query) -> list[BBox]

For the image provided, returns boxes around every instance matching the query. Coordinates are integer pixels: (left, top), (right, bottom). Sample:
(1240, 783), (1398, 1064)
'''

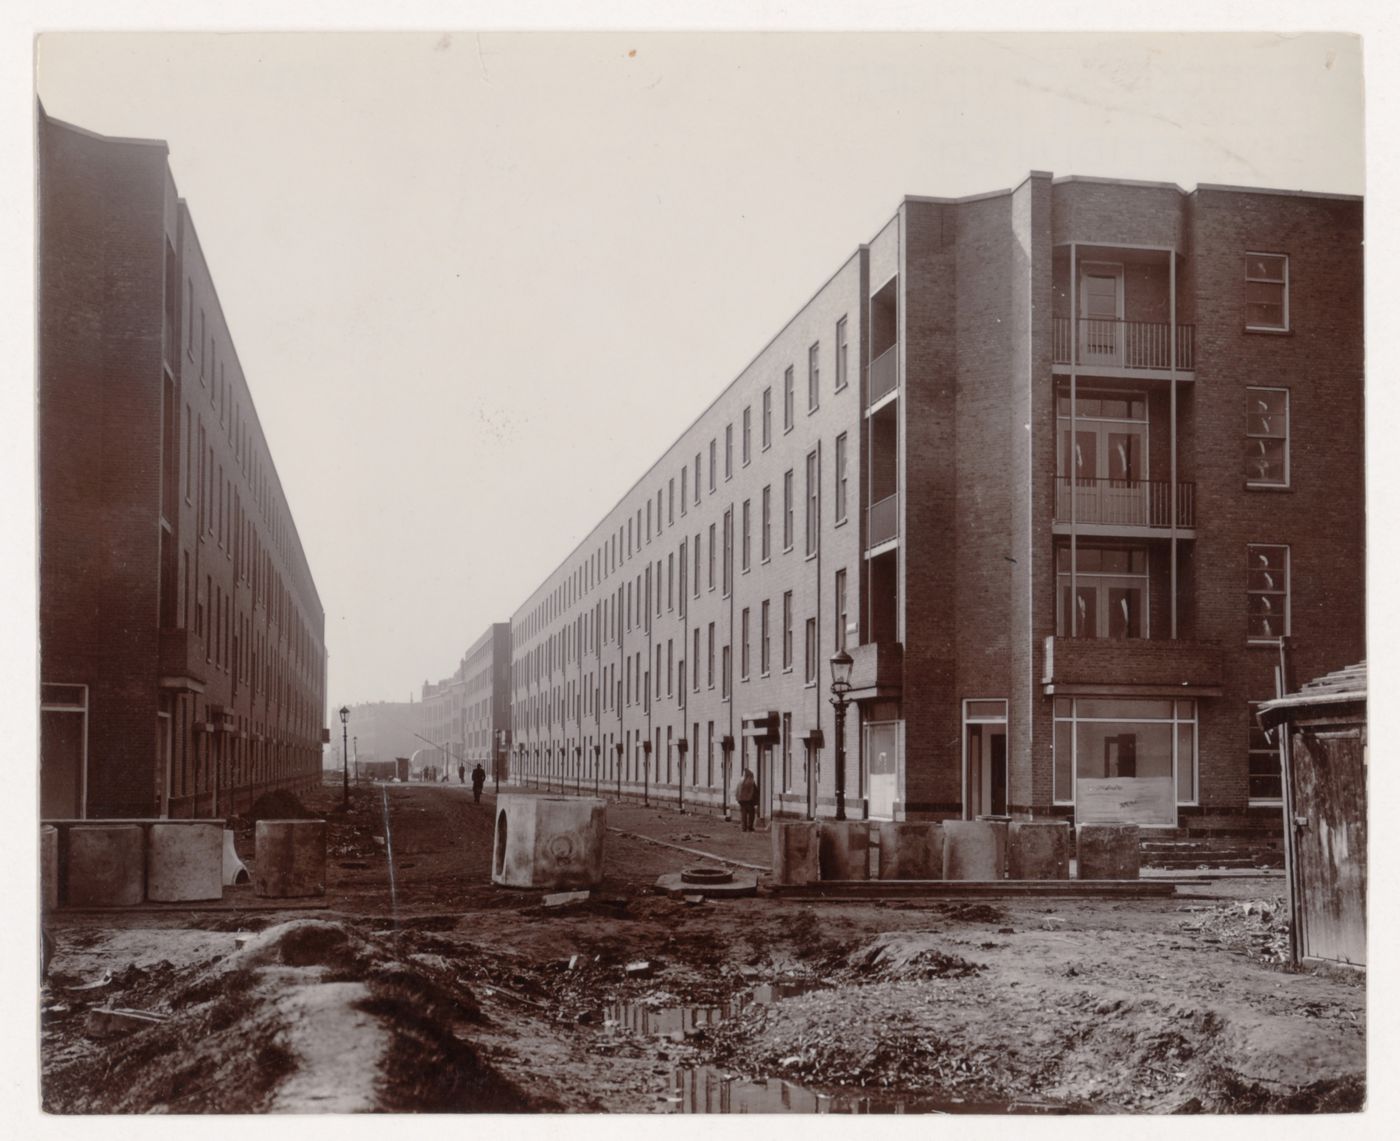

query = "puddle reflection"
(603, 980), (820, 1039)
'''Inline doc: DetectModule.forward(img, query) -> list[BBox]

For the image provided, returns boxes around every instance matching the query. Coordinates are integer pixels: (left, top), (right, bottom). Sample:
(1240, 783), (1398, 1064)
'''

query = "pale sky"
(23, 28), (1371, 710)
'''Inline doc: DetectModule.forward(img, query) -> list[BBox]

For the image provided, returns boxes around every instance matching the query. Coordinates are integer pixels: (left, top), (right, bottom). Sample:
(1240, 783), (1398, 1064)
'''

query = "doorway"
(964, 700), (1008, 818)
(864, 720), (900, 820)
(1078, 262), (1124, 366)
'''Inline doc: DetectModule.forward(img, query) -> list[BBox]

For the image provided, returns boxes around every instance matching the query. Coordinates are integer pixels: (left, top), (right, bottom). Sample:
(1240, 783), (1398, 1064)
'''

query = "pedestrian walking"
(458, 763), (466, 785)
(471, 763), (486, 804)
(736, 768), (758, 832)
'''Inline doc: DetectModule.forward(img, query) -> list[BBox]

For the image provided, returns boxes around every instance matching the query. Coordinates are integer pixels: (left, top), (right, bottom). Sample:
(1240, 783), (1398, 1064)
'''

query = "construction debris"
(543, 890), (591, 909)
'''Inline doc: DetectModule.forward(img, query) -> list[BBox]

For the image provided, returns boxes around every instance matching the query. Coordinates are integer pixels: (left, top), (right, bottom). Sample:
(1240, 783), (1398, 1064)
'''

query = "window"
(669, 477), (675, 524)
(783, 366), (795, 431)
(708, 522), (716, 590)
(761, 486), (772, 561)
(1247, 544), (1290, 642)
(693, 534), (701, 596)
(808, 342), (820, 411)
(834, 568), (848, 652)
(761, 600), (771, 674)
(762, 387), (772, 449)
(678, 539), (688, 615)
(1056, 545), (1148, 639)
(722, 645), (731, 699)
(1245, 253), (1289, 331)
(742, 406), (751, 465)
(804, 617), (818, 684)
(681, 467), (688, 515)
(783, 470), (795, 550)
(1246, 387), (1289, 487)
(835, 316), (849, 391)
(835, 432), (849, 523)
(741, 608), (751, 679)
(741, 500), (751, 571)
(782, 713), (793, 792)
(722, 510), (733, 595)
(694, 454), (701, 503)
(667, 552), (674, 610)
(1247, 707), (1283, 801)
(805, 450), (820, 556)
(707, 623), (716, 688)
(693, 628), (701, 690)
(667, 639), (674, 696)
(782, 591), (793, 670)
(1053, 697), (1198, 812)
(725, 424), (733, 480)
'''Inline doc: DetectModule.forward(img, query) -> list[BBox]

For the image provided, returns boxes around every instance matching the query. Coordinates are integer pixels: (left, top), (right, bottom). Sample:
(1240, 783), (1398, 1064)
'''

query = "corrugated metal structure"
(1258, 662), (1367, 968)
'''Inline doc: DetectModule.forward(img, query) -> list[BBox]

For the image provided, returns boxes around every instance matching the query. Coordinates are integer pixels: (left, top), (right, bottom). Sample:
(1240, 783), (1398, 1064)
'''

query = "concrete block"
(1008, 821), (1073, 880)
(147, 823), (223, 902)
(67, 825), (144, 907)
(942, 820), (1007, 881)
(819, 821), (871, 880)
(771, 822), (821, 885)
(492, 795), (606, 889)
(254, 820), (327, 898)
(876, 822), (943, 880)
(40, 825), (58, 910)
(1077, 824), (1142, 880)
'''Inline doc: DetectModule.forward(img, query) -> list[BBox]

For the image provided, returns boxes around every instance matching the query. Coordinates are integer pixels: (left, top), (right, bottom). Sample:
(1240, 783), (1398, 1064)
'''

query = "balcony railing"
(1054, 478), (1195, 529)
(867, 492), (899, 546)
(868, 345), (898, 404)
(1052, 318), (1194, 372)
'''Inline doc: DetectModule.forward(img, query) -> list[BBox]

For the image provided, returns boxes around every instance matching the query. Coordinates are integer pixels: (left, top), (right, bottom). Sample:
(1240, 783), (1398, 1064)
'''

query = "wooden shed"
(1258, 662), (1367, 968)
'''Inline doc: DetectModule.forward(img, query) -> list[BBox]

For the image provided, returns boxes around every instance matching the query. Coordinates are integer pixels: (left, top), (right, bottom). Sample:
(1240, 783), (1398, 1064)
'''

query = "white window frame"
(1245, 252), (1290, 332)
(1247, 543), (1291, 643)
(1245, 386), (1290, 488)
(1052, 697), (1199, 809)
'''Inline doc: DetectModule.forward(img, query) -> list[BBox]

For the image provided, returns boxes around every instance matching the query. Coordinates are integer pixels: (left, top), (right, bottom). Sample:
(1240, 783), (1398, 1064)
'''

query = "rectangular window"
(761, 600), (771, 674)
(834, 568), (848, 652)
(722, 510), (733, 595)
(694, 454), (702, 503)
(669, 477), (675, 524)
(722, 645), (731, 699)
(708, 522), (716, 590)
(782, 365), (797, 432)
(1056, 544), (1149, 639)
(804, 616), (818, 684)
(782, 591), (793, 670)
(678, 540), (688, 615)
(742, 406), (752, 465)
(693, 628), (701, 690)
(1247, 706), (1283, 801)
(1246, 387), (1289, 487)
(694, 534), (701, 597)
(1245, 253), (1289, 331)
(805, 449), (819, 556)
(667, 552), (674, 610)
(762, 387), (773, 449)
(709, 440), (717, 492)
(707, 623), (716, 688)
(761, 486), (772, 561)
(783, 470), (795, 550)
(835, 316), (849, 390)
(1053, 697), (1198, 813)
(725, 424), (733, 480)
(741, 499), (751, 571)
(681, 466), (688, 514)
(667, 639), (674, 696)
(808, 342), (820, 411)
(835, 432), (849, 523)
(782, 713), (793, 793)
(1247, 544), (1290, 642)
(741, 607), (751, 679)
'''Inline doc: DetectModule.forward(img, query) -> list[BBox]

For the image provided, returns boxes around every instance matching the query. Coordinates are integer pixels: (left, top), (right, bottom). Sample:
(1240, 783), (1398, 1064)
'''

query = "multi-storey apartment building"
(38, 107), (328, 818)
(461, 623), (512, 781)
(421, 669), (465, 776)
(508, 172), (1363, 834)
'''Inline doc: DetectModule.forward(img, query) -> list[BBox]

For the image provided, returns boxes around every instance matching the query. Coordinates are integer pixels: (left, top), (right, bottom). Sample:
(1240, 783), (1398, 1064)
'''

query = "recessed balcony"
(1053, 318), (1194, 377)
(1054, 478), (1195, 535)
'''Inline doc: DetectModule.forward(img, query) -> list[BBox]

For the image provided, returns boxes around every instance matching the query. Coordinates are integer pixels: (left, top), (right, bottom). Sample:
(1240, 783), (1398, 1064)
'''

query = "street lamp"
(575, 745), (583, 795)
(593, 744), (601, 796)
(642, 739), (652, 806)
(829, 649), (854, 821)
(676, 738), (689, 813)
(614, 741), (625, 800)
(339, 705), (350, 810)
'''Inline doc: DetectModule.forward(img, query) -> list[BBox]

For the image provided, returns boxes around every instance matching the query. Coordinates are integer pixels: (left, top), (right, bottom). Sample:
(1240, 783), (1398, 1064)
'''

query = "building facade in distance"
(508, 173), (1364, 834)
(38, 107), (327, 818)
(461, 623), (512, 783)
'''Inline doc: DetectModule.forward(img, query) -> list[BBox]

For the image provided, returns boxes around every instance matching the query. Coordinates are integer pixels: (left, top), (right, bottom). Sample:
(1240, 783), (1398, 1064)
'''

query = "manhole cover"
(681, 866), (733, 885)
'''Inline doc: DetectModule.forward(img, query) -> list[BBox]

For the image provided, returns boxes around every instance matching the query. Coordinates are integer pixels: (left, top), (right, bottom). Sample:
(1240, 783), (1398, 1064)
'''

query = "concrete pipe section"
(771, 822), (821, 885)
(492, 795), (606, 889)
(941, 820), (1008, 881)
(1077, 824), (1142, 880)
(819, 821), (872, 880)
(1008, 821), (1073, 880)
(41, 825), (59, 910)
(254, 820), (327, 898)
(877, 821), (944, 880)
(148, 823), (224, 902)
(66, 824), (145, 907)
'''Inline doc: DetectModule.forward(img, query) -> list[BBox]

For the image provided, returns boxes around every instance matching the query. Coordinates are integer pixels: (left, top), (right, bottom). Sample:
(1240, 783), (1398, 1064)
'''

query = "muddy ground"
(40, 781), (1365, 1114)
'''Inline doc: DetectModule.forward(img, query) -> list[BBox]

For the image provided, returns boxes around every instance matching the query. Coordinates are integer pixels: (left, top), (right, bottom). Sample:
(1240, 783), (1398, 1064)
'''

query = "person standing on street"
(471, 763), (486, 804)
(736, 768), (758, 832)
(458, 762), (466, 785)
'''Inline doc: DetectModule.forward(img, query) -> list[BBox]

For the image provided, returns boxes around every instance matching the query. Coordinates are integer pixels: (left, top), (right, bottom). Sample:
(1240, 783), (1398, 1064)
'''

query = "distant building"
(461, 623), (511, 781)
(38, 106), (327, 817)
(506, 173), (1364, 834)
(421, 668), (465, 776)
(334, 701), (422, 774)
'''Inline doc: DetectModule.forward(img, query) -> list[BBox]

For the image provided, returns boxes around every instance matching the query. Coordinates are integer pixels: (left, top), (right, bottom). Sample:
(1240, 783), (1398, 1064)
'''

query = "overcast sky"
(27, 30), (1370, 710)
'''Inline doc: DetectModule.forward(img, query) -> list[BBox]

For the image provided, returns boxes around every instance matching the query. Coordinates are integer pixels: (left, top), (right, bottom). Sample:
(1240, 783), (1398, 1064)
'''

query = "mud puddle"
(664, 1068), (1069, 1114)
(603, 980), (822, 1040)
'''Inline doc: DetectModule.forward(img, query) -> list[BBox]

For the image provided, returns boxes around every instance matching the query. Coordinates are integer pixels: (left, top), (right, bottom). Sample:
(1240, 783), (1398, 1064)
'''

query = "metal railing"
(868, 345), (898, 404)
(867, 492), (899, 546)
(1052, 318), (1194, 371)
(1054, 477), (1195, 529)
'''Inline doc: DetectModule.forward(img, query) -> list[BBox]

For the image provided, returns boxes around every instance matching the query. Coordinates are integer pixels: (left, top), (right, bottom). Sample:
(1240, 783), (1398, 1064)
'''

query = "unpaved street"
(40, 782), (1365, 1114)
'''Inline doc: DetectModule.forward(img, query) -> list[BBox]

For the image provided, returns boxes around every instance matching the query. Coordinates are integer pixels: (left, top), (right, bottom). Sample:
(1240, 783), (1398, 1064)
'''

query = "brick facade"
(38, 108), (327, 819)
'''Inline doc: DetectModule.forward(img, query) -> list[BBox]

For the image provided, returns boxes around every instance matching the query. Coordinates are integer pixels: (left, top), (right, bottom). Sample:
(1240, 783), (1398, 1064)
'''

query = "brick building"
(461, 623), (511, 782)
(38, 107), (328, 818)
(508, 172), (1363, 834)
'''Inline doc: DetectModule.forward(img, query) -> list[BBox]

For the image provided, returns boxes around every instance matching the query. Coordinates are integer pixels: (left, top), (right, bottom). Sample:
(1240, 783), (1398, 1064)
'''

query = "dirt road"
(40, 781), (1365, 1114)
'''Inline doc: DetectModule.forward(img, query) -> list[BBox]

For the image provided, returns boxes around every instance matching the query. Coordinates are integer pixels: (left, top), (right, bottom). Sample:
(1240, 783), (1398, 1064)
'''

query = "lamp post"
(829, 649), (854, 821)
(676, 739), (689, 813)
(593, 744), (601, 796)
(642, 739), (652, 806)
(339, 705), (350, 810)
(575, 746), (582, 795)
(353, 736), (358, 786)
(615, 741), (625, 800)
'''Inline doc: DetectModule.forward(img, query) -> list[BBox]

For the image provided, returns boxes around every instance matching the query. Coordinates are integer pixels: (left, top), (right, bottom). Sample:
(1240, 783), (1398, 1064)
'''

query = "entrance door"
(964, 700), (1008, 818)
(865, 721), (899, 820)
(1079, 264), (1124, 366)
(1057, 402), (1148, 526)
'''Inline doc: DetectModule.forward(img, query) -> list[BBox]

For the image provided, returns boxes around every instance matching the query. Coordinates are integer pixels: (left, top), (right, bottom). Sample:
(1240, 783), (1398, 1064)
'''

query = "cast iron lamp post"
(615, 741), (625, 800)
(641, 739), (652, 806)
(593, 744), (601, 796)
(575, 745), (583, 795)
(676, 739), (688, 813)
(339, 705), (350, 810)
(829, 649), (854, 821)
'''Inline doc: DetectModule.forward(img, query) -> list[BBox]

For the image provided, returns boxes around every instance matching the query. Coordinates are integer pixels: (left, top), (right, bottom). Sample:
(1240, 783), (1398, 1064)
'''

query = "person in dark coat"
(736, 768), (759, 832)
(458, 763), (466, 785)
(471, 763), (487, 804)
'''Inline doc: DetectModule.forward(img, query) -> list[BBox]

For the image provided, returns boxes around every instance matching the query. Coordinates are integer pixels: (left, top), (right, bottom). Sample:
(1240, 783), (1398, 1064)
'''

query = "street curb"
(606, 827), (770, 874)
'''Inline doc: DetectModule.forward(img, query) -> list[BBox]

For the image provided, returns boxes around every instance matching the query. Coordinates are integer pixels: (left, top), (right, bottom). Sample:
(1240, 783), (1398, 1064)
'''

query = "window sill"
(1244, 326), (1294, 336)
(834, 516), (848, 528)
(1245, 482), (1292, 492)
(1247, 638), (1289, 648)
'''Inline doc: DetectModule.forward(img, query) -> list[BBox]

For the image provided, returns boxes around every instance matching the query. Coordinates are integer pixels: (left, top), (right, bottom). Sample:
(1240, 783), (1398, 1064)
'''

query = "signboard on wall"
(1076, 777), (1175, 826)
